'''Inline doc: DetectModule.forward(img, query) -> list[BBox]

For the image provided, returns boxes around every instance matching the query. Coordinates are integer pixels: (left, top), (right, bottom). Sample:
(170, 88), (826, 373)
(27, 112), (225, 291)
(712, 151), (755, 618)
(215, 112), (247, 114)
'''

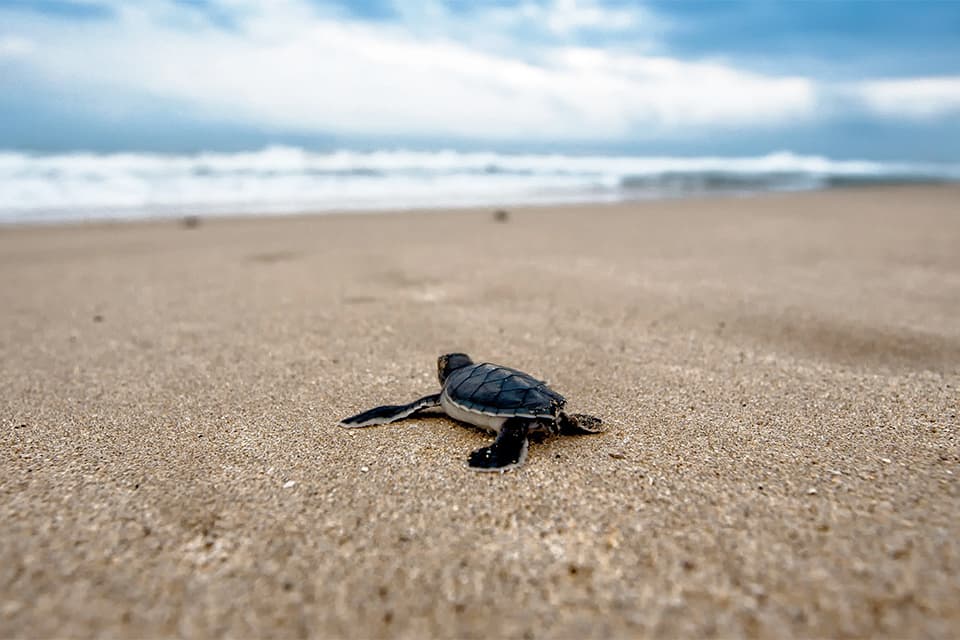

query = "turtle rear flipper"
(339, 393), (442, 428)
(468, 417), (530, 472)
(558, 412), (604, 435)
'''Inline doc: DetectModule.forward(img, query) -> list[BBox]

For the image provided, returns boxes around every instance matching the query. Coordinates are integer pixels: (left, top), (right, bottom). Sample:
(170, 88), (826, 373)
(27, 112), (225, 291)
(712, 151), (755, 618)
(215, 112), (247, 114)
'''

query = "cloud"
(0, 35), (36, 58)
(387, 0), (656, 41)
(501, 0), (646, 35)
(855, 77), (960, 120)
(0, 0), (820, 142)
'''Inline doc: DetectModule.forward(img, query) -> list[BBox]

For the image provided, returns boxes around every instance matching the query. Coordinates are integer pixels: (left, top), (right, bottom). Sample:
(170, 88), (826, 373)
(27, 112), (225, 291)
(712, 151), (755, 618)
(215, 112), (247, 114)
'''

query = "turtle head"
(438, 353), (473, 385)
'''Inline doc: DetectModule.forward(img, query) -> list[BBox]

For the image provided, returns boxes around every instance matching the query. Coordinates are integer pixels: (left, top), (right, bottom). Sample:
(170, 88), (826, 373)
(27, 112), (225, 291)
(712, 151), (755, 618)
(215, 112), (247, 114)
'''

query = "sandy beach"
(1, 186), (958, 638)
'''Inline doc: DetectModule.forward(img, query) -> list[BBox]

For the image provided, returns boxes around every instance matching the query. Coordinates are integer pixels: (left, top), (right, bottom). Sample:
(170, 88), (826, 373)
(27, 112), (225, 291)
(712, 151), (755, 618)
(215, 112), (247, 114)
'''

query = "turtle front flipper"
(467, 417), (530, 472)
(339, 393), (442, 428)
(558, 412), (604, 435)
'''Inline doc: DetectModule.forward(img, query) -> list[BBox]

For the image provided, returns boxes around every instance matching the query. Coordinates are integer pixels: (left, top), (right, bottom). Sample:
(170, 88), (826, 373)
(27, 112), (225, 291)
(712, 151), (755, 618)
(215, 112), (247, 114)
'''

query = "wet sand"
(1, 186), (958, 638)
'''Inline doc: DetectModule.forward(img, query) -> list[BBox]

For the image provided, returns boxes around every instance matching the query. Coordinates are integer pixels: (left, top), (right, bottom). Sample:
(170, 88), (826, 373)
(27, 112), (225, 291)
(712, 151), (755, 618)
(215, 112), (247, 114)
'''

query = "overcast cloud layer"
(1, 0), (959, 158)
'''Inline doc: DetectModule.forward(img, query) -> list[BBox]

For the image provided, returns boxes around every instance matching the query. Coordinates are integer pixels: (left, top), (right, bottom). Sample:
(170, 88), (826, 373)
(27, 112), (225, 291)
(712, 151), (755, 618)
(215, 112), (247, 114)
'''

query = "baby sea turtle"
(339, 353), (603, 472)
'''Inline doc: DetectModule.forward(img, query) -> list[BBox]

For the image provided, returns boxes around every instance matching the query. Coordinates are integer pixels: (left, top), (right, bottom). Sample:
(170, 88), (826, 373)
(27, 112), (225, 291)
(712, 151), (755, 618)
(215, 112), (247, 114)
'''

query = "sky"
(1, 0), (959, 159)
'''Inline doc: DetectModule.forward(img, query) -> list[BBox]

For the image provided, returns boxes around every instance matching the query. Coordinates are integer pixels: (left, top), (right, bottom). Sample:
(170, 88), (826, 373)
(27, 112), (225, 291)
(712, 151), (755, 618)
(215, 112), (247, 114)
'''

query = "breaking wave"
(1, 147), (958, 223)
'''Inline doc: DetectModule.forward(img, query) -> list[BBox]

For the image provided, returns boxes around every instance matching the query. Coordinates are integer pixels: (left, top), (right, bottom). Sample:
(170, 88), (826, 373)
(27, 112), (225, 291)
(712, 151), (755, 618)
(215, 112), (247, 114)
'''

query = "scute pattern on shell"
(444, 363), (565, 417)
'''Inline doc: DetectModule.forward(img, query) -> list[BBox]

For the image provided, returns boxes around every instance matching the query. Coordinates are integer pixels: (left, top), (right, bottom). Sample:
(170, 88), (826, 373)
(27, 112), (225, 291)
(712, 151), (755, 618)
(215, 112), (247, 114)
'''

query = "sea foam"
(1, 147), (957, 224)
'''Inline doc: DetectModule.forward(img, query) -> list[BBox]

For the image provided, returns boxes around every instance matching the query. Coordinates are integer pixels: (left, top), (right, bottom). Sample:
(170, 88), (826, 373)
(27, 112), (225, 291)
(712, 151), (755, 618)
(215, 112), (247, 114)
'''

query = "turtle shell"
(442, 362), (565, 417)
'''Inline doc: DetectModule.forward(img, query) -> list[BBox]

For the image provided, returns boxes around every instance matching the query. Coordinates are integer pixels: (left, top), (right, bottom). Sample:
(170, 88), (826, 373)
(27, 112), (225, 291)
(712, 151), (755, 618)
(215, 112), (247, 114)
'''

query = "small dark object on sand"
(181, 215), (202, 229)
(93, 314), (104, 323)
(493, 209), (510, 222)
(340, 353), (603, 472)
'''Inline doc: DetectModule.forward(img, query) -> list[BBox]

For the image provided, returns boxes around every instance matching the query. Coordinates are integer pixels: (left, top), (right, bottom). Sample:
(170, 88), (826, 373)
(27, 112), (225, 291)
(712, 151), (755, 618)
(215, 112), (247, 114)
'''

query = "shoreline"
(2, 182), (958, 229)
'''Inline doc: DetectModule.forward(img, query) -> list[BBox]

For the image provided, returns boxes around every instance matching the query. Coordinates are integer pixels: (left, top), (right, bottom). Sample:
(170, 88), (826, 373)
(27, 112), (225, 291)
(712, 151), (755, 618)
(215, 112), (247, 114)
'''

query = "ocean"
(1, 147), (958, 224)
